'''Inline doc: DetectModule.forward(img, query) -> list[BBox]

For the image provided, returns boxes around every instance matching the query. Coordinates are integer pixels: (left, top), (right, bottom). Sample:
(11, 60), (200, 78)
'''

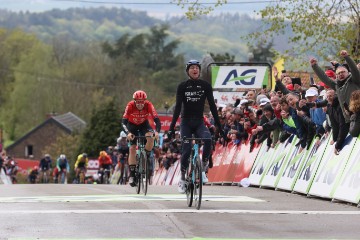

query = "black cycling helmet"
(185, 59), (201, 72)
(82, 153), (87, 158)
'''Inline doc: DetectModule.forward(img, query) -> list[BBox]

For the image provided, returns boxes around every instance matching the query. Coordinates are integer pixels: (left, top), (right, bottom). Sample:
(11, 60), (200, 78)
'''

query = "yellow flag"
(272, 58), (285, 90)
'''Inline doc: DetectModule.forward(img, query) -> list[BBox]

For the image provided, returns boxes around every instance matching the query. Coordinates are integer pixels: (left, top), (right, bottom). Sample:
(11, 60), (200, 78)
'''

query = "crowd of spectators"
(125, 49), (360, 175)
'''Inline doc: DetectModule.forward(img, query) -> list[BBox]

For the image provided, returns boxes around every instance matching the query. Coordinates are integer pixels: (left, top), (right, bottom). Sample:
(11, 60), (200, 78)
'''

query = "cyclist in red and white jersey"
(122, 90), (161, 187)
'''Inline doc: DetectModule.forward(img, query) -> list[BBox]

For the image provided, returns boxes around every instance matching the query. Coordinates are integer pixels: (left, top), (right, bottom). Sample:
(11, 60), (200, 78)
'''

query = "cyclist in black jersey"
(169, 59), (225, 193)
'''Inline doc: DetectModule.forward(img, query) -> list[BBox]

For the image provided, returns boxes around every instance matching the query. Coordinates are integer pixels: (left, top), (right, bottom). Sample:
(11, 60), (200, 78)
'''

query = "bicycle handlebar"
(182, 136), (212, 141)
(134, 134), (155, 139)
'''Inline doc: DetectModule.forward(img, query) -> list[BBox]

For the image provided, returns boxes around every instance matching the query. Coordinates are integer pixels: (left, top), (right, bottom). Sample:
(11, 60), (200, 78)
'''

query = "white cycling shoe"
(177, 179), (187, 194)
(129, 177), (136, 187)
(202, 172), (208, 183)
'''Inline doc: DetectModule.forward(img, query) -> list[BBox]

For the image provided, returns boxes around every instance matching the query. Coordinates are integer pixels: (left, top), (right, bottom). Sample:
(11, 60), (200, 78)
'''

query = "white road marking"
(0, 209), (359, 215)
(0, 194), (265, 203)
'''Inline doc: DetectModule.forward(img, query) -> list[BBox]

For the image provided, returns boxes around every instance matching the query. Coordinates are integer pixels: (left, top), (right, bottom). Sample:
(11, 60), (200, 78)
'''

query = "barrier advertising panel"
(212, 143), (237, 183)
(292, 134), (330, 194)
(332, 136), (360, 204)
(208, 143), (225, 183)
(249, 143), (274, 186)
(308, 135), (355, 199)
(261, 135), (296, 188)
(276, 144), (306, 191)
(0, 169), (11, 184)
(213, 91), (245, 106)
(219, 142), (240, 184)
(233, 143), (260, 183)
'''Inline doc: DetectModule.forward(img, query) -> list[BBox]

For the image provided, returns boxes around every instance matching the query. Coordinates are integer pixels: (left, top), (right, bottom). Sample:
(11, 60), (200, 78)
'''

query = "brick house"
(6, 112), (86, 160)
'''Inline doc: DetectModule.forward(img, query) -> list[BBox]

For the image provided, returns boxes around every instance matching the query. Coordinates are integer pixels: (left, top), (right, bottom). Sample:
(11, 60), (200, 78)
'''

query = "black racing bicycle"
(134, 134), (154, 196)
(182, 135), (211, 210)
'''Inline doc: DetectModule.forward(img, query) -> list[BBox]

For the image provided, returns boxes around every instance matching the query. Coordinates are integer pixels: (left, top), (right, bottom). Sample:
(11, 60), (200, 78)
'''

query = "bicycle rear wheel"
(194, 158), (203, 210)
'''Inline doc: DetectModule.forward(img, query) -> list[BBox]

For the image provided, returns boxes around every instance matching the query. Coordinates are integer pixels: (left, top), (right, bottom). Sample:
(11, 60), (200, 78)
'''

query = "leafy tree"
(143, 25), (181, 71)
(171, 0), (227, 19)
(248, 41), (276, 65)
(210, 52), (235, 62)
(78, 100), (121, 157)
(245, 0), (360, 62)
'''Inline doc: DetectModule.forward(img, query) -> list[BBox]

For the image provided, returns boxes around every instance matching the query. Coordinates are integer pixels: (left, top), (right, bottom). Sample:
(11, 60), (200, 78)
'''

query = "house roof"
(53, 112), (86, 132)
(6, 112), (86, 151)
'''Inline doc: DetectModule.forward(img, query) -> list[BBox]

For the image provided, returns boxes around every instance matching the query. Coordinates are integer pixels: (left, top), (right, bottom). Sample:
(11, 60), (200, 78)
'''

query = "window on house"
(25, 145), (33, 157)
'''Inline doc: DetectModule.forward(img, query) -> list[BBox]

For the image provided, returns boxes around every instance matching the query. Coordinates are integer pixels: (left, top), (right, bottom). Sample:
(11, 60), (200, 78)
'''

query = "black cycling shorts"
(126, 120), (154, 145)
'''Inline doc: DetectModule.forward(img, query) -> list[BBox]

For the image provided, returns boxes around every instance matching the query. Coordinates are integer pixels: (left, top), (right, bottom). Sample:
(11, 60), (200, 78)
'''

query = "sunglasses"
(135, 100), (145, 104)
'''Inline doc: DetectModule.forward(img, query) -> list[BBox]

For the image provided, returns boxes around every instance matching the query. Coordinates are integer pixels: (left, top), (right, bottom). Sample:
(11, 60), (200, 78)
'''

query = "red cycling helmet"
(133, 90), (147, 100)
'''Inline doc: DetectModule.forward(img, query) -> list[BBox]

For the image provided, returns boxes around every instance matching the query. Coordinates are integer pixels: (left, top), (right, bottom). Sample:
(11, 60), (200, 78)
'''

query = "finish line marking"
(0, 194), (265, 203)
(0, 209), (360, 215)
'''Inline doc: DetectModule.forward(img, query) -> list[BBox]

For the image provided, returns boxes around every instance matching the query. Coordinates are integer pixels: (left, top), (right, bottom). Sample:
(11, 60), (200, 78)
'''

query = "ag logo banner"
(211, 66), (268, 89)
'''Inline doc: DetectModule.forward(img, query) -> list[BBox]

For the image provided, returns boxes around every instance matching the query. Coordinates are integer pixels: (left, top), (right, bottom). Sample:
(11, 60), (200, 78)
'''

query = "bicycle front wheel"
(186, 166), (193, 207)
(141, 151), (148, 196)
(136, 155), (141, 194)
(194, 159), (203, 210)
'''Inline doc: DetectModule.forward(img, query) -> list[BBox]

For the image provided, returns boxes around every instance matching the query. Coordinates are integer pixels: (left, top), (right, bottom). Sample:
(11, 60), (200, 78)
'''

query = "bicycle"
(78, 167), (86, 184)
(134, 134), (154, 195)
(57, 168), (67, 184)
(182, 135), (211, 210)
(40, 169), (49, 183)
(102, 167), (111, 184)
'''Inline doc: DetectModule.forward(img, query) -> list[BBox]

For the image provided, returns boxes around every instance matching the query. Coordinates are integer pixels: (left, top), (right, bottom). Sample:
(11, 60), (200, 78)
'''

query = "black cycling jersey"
(169, 79), (221, 130)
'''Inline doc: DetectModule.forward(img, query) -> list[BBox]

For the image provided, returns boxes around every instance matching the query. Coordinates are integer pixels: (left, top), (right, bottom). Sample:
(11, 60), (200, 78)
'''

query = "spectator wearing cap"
(310, 50), (360, 123)
(251, 104), (276, 150)
(256, 94), (268, 105)
(304, 88), (326, 139)
(239, 99), (253, 118)
(231, 107), (245, 135)
(314, 89), (349, 154)
(258, 97), (271, 108)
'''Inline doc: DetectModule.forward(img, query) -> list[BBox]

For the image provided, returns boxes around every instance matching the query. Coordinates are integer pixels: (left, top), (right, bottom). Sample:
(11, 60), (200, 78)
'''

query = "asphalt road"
(0, 184), (359, 239)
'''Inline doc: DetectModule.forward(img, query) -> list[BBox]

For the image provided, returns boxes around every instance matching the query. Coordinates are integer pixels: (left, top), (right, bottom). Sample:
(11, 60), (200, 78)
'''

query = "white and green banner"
(332, 136), (360, 204)
(308, 135), (356, 199)
(211, 66), (268, 89)
(261, 135), (297, 188)
(292, 134), (331, 195)
(276, 145), (307, 191)
(249, 143), (274, 186)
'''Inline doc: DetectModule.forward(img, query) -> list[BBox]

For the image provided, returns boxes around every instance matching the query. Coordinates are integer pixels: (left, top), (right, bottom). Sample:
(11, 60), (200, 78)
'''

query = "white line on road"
(0, 209), (359, 214)
(0, 194), (265, 203)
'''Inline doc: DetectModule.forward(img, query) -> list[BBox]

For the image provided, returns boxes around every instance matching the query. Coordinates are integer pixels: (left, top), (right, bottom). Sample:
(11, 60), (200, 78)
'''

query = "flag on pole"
(272, 58), (285, 90)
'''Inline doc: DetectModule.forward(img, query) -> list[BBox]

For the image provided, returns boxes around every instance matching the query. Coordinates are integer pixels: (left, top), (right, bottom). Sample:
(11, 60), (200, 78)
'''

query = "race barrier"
(152, 132), (360, 206)
(0, 168), (12, 184)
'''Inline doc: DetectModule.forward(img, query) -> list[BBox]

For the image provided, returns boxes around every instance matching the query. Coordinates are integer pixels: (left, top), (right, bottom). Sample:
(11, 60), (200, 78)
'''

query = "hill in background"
(0, 7), (289, 61)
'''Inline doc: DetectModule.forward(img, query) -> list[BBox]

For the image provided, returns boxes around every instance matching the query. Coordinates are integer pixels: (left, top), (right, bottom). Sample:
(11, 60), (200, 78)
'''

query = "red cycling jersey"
(123, 100), (159, 125)
(98, 155), (112, 167)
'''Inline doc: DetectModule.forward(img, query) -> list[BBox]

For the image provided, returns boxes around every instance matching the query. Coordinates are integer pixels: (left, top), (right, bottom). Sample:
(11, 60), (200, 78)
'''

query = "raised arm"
(310, 57), (336, 90)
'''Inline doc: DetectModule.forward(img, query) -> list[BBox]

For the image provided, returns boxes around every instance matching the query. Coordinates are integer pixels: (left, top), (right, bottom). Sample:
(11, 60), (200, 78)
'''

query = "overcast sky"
(0, 0), (270, 19)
